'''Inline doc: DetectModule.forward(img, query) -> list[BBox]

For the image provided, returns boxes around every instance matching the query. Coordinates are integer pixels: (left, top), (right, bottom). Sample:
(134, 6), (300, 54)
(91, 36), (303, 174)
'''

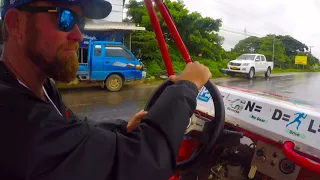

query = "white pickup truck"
(223, 53), (274, 79)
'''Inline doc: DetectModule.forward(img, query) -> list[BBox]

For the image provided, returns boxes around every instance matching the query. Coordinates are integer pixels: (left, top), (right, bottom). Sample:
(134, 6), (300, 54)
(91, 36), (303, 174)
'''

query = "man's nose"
(67, 24), (83, 42)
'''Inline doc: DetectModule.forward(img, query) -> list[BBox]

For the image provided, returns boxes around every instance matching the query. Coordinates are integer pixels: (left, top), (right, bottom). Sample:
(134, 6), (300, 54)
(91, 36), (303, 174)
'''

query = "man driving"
(0, 0), (212, 179)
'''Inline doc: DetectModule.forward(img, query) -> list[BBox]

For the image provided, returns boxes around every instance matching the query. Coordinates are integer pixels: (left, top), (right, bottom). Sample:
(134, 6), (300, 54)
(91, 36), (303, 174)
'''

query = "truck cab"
(77, 40), (145, 92)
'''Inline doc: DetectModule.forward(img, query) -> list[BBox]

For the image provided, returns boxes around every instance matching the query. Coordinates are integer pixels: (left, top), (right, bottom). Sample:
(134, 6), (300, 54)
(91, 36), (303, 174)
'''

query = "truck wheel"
(265, 67), (271, 78)
(105, 74), (123, 92)
(247, 68), (255, 79)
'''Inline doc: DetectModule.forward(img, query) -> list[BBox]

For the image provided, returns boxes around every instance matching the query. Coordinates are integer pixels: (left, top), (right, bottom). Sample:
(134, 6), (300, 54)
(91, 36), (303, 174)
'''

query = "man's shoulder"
(0, 78), (25, 91)
(0, 80), (39, 107)
(0, 80), (21, 95)
(0, 77), (55, 99)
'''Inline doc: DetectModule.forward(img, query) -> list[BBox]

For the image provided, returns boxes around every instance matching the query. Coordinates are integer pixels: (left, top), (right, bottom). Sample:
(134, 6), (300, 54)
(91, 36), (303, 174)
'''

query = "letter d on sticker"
(272, 109), (282, 120)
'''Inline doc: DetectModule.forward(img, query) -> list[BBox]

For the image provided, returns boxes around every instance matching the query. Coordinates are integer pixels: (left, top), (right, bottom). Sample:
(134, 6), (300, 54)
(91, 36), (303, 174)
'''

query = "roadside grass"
(272, 68), (320, 74)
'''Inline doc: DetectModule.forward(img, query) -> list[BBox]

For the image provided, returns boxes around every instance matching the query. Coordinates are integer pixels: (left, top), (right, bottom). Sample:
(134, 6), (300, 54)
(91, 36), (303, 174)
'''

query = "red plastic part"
(65, 110), (69, 118)
(283, 141), (320, 174)
(168, 172), (180, 180)
(176, 137), (200, 162)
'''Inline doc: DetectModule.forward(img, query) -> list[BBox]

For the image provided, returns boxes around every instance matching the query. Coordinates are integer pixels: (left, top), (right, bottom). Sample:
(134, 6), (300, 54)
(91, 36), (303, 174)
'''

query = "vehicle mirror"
(136, 49), (142, 59)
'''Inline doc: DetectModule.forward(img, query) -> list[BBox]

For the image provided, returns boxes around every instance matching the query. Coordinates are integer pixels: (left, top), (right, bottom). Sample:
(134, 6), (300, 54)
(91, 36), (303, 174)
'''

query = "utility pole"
(309, 46), (314, 55)
(272, 35), (275, 61)
(309, 45), (314, 66)
(244, 28), (247, 38)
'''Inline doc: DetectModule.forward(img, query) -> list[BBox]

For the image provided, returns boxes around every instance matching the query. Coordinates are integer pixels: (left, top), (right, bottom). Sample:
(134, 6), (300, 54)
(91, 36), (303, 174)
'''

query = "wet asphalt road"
(60, 72), (320, 122)
(60, 83), (159, 121)
(215, 72), (320, 103)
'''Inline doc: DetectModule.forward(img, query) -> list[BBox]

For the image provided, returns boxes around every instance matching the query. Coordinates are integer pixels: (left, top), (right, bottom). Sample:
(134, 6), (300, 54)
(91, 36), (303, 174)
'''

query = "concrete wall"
(103, 0), (124, 22)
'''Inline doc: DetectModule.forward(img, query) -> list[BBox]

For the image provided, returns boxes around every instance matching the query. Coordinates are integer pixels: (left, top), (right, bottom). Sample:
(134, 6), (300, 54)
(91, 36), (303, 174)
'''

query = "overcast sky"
(180, 0), (320, 59)
(128, 0), (320, 59)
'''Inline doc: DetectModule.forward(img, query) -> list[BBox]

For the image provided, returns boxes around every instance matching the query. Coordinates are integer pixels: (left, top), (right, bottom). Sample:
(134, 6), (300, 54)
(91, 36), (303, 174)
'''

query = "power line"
(221, 27), (264, 37)
(220, 28), (244, 35)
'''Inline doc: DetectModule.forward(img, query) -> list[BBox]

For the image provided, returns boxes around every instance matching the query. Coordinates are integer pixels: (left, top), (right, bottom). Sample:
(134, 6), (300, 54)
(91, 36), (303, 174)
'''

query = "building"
(80, 0), (145, 50)
(103, 0), (126, 22)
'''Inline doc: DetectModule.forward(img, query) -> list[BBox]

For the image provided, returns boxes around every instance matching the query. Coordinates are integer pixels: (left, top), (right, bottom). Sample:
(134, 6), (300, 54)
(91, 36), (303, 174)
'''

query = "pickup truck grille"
(230, 62), (241, 66)
(229, 67), (240, 70)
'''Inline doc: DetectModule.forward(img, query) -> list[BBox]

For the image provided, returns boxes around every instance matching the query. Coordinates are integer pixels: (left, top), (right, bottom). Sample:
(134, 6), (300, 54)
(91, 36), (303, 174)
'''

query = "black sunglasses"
(17, 6), (85, 32)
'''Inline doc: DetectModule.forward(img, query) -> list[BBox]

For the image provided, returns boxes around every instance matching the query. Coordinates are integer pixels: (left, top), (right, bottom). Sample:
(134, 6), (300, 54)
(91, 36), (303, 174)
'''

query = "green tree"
(125, 0), (224, 60)
(125, 1), (148, 27)
(225, 50), (241, 60)
(276, 35), (308, 57)
(131, 30), (163, 63)
(232, 36), (261, 54)
(258, 35), (286, 66)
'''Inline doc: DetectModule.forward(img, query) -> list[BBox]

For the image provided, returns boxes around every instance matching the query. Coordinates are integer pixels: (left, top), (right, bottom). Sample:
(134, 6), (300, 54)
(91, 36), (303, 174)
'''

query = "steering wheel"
(144, 79), (225, 170)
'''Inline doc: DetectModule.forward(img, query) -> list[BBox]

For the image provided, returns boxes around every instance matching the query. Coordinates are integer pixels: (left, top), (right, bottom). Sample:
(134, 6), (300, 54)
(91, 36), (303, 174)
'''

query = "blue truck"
(77, 40), (145, 92)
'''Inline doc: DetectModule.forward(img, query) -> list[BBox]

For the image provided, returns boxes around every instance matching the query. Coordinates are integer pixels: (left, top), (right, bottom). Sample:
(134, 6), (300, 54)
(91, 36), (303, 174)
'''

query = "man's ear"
(3, 9), (24, 39)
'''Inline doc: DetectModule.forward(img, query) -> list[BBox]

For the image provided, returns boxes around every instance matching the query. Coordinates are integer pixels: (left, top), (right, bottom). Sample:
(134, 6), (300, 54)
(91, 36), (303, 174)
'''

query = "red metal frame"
(283, 141), (320, 174)
(144, 0), (174, 76)
(143, 0), (320, 178)
(153, 0), (192, 64)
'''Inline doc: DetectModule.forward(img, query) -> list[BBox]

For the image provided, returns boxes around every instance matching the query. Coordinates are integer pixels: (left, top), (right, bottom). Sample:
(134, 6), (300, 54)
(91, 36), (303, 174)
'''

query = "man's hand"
(126, 61), (210, 132)
(127, 110), (148, 132)
(169, 61), (211, 90)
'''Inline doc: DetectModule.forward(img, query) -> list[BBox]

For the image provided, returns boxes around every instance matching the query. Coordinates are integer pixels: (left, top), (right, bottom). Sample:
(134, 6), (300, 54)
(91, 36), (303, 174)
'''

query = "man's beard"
(50, 43), (79, 82)
(24, 25), (79, 83)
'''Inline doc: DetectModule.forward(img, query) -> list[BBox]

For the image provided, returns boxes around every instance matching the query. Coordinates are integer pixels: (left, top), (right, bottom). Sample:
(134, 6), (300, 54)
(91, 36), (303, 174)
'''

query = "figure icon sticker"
(286, 112), (307, 130)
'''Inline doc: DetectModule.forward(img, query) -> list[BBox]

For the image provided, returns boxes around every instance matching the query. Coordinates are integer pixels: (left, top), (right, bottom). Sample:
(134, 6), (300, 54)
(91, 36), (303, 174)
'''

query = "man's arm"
(0, 80), (198, 180)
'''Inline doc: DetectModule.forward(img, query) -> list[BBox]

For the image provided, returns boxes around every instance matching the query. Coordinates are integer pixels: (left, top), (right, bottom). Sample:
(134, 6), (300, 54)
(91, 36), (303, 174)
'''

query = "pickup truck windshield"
(236, 54), (256, 60)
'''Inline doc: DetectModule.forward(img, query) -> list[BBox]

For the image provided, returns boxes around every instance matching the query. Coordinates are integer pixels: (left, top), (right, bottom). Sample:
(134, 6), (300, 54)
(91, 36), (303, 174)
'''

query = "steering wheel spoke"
(185, 114), (206, 134)
(185, 114), (211, 144)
